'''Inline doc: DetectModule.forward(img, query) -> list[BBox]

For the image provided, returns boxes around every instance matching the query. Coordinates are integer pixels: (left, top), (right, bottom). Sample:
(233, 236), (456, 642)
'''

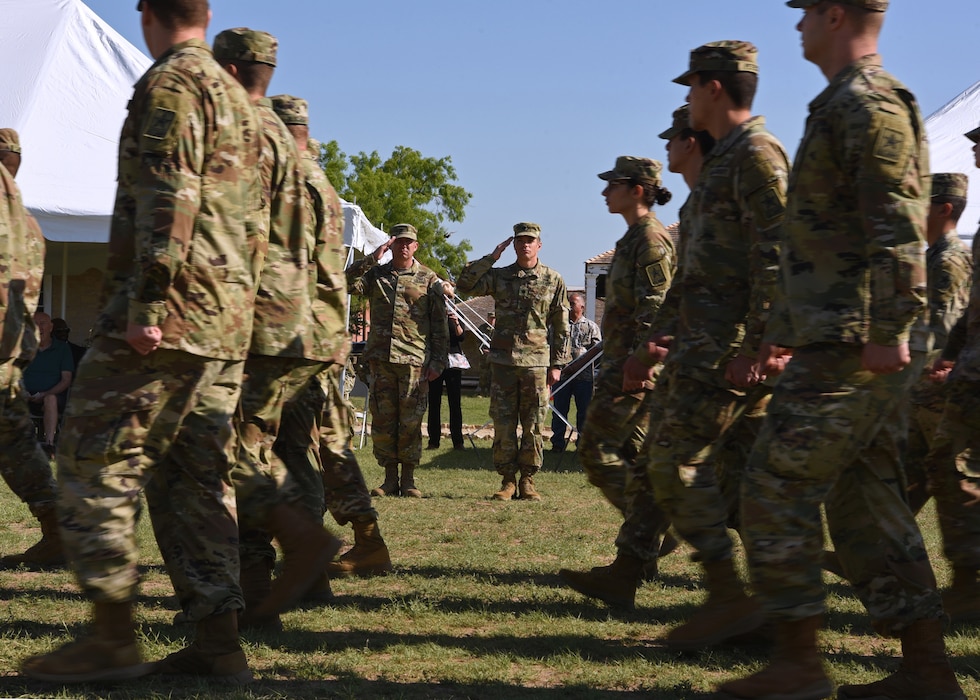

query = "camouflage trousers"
(275, 365), (377, 527)
(0, 362), (57, 508)
(57, 337), (244, 620)
(926, 378), (980, 569)
(490, 363), (547, 476)
(742, 344), (941, 633)
(577, 364), (670, 562)
(647, 363), (770, 563)
(369, 360), (427, 468)
(231, 354), (326, 569)
(905, 375), (950, 514)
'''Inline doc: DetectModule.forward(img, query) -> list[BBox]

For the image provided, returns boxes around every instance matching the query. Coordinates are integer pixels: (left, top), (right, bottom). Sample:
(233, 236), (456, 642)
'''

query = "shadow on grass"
(418, 448), (584, 474)
(0, 674), (719, 699)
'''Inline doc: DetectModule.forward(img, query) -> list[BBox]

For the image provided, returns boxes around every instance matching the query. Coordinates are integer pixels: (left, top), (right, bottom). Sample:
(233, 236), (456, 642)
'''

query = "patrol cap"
(391, 223), (418, 241)
(673, 41), (758, 86)
(270, 94), (308, 126)
(513, 222), (541, 239)
(212, 28), (278, 67)
(931, 173), (968, 200)
(786, 0), (888, 10)
(598, 156), (663, 186)
(658, 106), (690, 140)
(0, 128), (21, 154)
(965, 126), (980, 144)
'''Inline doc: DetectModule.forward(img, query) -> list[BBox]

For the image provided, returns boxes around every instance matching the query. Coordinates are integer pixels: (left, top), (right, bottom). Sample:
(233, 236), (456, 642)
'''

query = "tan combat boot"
(492, 474), (518, 501)
(660, 558), (764, 650)
(371, 464), (400, 497)
(942, 568), (980, 623)
(400, 464), (423, 498)
(154, 610), (253, 685)
(238, 560), (281, 632)
(325, 518), (392, 578)
(836, 618), (965, 700)
(1, 501), (65, 568)
(243, 503), (340, 625)
(716, 616), (831, 700)
(518, 473), (541, 501)
(559, 553), (644, 610)
(21, 601), (152, 682)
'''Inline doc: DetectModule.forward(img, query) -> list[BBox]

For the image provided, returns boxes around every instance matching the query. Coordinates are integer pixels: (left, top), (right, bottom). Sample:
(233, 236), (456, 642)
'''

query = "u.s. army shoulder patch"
(144, 107), (177, 142)
(873, 123), (905, 165)
(757, 186), (784, 225)
(645, 260), (668, 289)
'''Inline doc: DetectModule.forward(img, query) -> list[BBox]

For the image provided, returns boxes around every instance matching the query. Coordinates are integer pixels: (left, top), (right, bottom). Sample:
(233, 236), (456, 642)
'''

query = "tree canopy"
(318, 142), (473, 280)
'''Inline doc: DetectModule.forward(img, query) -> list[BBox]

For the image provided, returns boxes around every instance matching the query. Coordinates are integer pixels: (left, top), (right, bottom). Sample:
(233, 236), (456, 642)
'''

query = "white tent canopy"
(0, 0), (389, 257)
(925, 81), (980, 237)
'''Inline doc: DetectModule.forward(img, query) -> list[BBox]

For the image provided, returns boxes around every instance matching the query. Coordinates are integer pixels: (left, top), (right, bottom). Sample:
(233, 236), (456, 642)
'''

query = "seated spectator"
(24, 312), (74, 449)
(51, 317), (87, 371)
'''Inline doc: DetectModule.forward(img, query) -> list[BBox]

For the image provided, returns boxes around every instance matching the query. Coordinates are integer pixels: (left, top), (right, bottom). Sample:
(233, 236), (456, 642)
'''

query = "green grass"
(1, 396), (978, 698)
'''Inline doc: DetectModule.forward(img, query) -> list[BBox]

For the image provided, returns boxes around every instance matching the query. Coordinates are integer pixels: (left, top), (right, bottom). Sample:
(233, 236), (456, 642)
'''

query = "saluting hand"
(373, 237), (396, 261)
(492, 237), (514, 261)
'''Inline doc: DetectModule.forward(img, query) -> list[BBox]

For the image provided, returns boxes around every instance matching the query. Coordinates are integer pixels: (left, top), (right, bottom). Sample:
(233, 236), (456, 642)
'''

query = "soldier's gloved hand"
(126, 323), (162, 355)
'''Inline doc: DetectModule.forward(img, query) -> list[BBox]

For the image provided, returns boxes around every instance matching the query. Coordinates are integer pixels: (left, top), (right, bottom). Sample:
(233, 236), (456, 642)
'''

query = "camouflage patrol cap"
(965, 126), (980, 144)
(0, 128), (21, 154)
(513, 222), (541, 239)
(673, 41), (758, 86)
(270, 94), (308, 125)
(213, 28), (278, 66)
(391, 223), (418, 241)
(931, 173), (968, 200)
(786, 0), (888, 10)
(598, 156), (663, 186)
(658, 106), (690, 140)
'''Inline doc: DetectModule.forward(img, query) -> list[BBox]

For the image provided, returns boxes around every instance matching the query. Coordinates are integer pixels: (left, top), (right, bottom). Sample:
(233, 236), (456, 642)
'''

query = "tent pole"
(60, 241), (68, 318)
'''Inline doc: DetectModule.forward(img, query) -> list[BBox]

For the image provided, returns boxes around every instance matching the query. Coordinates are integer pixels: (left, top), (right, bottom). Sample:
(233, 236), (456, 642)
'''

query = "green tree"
(317, 142), (473, 280)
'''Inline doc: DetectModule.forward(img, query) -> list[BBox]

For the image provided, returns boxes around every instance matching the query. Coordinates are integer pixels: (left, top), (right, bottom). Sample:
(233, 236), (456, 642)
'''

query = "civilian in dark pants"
(551, 292), (601, 451)
(428, 289), (467, 450)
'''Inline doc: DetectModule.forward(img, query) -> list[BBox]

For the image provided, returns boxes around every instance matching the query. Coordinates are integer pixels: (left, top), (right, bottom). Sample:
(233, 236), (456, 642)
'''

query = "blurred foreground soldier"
(0, 128), (62, 569)
(22, 0), (262, 684)
(901, 173), (972, 515)
(271, 95), (391, 579)
(637, 40), (788, 651)
(720, 3), (964, 699)
(209, 29), (344, 630)
(346, 224), (448, 498)
(559, 157), (673, 609)
(922, 137), (980, 627)
(457, 223), (570, 501)
(549, 291), (600, 453)
(24, 312), (74, 451)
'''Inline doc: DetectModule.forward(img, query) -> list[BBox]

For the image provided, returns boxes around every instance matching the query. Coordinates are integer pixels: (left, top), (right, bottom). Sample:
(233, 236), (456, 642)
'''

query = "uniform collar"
(708, 115), (766, 160)
(810, 54), (882, 111)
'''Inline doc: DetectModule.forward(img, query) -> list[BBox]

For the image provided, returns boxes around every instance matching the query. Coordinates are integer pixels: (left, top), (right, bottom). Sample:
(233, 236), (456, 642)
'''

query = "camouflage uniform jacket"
(249, 99), (320, 359)
(569, 316), (601, 359)
(660, 116), (788, 378)
(947, 223), (980, 384)
(346, 257), (448, 374)
(602, 212), (674, 374)
(766, 56), (928, 349)
(456, 255), (571, 368)
(300, 147), (350, 365)
(94, 39), (263, 361)
(0, 162), (43, 374)
(909, 230), (972, 404)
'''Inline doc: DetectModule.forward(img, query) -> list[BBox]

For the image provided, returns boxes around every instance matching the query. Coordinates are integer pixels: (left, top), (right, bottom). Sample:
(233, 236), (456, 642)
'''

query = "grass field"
(1, 392), (978, 699)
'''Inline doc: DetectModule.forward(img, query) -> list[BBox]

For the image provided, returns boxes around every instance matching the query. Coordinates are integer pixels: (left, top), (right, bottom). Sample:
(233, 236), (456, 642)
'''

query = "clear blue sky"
(85, 0), (980, 287)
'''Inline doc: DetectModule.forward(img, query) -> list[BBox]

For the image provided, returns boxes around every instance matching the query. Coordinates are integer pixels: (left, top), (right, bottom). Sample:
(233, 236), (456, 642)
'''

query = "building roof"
(585, 221), (680, 268)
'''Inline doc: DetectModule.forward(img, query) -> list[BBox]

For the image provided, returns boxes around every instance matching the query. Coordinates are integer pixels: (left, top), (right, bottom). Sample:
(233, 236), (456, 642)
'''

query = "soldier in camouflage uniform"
(900, 174), (972, 515)
(629, 42), (789, 651)
(22, 0), (262, 684)
(0, 129), (64, 569)
(922, 137), (980, 627)
(206, 29), (344, 630)
(719, 3), (965, 699)
(457, 223), (571, 501)
(346, 224), (448, 498)
(559, 157), (674, 609)
(271, 96), (391, 580)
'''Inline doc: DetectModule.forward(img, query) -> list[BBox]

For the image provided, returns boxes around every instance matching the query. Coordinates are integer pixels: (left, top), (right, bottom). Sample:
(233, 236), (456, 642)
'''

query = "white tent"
(0, 0), (390, 256)
(925, 81), (980, 237)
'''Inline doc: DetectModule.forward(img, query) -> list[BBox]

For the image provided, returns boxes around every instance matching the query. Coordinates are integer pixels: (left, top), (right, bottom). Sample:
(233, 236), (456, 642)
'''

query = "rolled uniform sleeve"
(456, 254), (498, 297)
(345, 256), (378, 297)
